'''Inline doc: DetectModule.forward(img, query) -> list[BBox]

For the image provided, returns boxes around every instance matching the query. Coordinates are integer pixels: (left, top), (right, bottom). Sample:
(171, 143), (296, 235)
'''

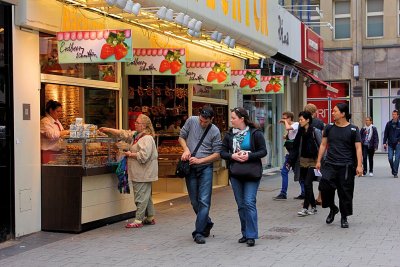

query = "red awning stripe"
(300, 70), (339, 93)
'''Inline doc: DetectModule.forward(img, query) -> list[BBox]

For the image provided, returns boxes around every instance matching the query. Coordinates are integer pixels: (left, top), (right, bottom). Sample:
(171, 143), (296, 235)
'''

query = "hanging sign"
(261, 75), (284, 94)
(125, 48), (186, 75)
(57, 30), (133, 63)
(176, 61), (231, 85)
(213, 69), (261, 93)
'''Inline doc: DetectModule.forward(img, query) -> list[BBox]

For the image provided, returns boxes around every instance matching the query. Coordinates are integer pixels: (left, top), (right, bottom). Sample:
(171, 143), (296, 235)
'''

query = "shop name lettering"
(127, 58), (157, 72)
(251, 88), (263, 93)
(278, 15), (289, 45)
(186, 70), (205, 83)
(59, 41), (97, 61)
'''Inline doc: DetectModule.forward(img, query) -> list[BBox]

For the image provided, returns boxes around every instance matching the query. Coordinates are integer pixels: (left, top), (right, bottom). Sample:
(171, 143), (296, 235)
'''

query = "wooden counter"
(41, 165), (136, 233)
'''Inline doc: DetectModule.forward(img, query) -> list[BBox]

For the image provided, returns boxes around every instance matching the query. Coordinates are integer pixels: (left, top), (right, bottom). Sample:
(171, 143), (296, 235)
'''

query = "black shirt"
(324, 124), (361, 165)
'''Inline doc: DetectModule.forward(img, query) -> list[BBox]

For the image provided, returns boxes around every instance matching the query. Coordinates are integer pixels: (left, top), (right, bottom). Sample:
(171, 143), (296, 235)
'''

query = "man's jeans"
(230, 177), (261, 239)
(388, 144), (400, 175)
(185, 164), (213, 238)
(280, 154), (305, 196)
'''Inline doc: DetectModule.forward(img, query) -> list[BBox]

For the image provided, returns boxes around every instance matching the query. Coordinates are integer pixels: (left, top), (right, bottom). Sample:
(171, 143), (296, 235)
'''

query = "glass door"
(0, 3), (14, 242)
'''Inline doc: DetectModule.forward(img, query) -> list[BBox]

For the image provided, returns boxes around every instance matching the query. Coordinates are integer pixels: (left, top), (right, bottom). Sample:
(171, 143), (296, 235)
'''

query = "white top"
(40, 114), (64, 151)
(287, 122), (299, 140)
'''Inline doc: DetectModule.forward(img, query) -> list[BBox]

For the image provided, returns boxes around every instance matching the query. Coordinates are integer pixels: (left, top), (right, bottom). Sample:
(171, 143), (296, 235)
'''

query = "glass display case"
(155, 133), (183, 177)
(44, 137), (118, 168)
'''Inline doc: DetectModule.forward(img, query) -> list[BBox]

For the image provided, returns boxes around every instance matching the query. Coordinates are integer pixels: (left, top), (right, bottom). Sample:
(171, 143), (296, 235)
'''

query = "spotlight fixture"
(174, 12), (185, 25)
(123, 0), (134, 13)
(188, 18), (197, 30)
(165, 9), (174, 21)
(188, 29), (200, 37)
(223, 36), (231, 46)
(131, 3), (141, 15)
(115, 0), (128, 9)
(156, 6), (167, 19)
(182, 15), (191, 26)
(272, 61), (276, 73)
(106, 0), (117, 5)
(194, 20), (202, 32)
(228, 38), (235, 48)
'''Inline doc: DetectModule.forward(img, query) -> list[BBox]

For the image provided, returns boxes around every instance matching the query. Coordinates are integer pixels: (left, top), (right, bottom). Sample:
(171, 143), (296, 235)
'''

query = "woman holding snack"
(40, 100), (70, 163)
(99, 114), (158, 228)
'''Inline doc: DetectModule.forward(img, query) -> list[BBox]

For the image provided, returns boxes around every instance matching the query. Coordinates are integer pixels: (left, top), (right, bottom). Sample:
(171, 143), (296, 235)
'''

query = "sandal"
(143, 219), (156, 225)
(125, 222), (143, 228)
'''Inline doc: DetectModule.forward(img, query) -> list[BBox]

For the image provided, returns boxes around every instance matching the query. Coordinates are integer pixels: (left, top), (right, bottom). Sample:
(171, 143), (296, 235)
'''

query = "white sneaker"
(369, 173), (374, 177)
(297, 209), (309, 216)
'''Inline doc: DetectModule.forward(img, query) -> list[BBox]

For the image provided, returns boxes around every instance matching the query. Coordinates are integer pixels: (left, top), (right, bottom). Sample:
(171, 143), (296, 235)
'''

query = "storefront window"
(368, 80), (389, 96)
(39, 33), (118, 82)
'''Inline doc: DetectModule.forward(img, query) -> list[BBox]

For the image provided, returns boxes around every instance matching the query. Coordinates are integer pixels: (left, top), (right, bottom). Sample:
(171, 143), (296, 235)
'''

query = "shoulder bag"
(175, 124), (212, 178)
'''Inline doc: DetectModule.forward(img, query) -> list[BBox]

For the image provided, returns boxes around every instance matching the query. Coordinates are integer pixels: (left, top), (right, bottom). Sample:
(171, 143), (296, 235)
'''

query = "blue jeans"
(388, 143), (400, 175)
(230, 177), (261, 239)
(280, 154), (305, 196)
(185, 164), (213, 238)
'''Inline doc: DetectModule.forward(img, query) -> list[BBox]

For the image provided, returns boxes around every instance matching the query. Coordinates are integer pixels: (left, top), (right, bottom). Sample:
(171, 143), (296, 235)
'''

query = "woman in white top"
(40, 100), (69, 163)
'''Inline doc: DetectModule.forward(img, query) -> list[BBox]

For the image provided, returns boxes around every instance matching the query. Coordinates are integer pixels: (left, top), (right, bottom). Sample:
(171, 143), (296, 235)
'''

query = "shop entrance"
(0, 3), (14, 242)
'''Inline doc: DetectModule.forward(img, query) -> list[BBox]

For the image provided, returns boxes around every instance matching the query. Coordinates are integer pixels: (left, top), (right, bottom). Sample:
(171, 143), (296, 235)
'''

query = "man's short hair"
(393, 110), (399, 115)
(304, 103), (317, 114)
(282, 111), (294, 120)
(199, 106), (214, 119)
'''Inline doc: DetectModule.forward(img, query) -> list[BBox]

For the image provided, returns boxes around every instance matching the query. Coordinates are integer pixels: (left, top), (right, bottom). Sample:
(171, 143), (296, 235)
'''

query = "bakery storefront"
(12, 0), (279, 236)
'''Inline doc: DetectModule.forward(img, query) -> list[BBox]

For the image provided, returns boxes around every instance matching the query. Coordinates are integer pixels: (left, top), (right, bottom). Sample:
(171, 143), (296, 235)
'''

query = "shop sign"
(261, 76), (284, 94)
(214, 69), (261, 94)
(300, 24), (324, 71)
(176, 61), (231, 85)
(57, 29), (133, 63)
(124, 48), (186, 76)
(144, 0), (279, 56)
(276, 7), (301, 62)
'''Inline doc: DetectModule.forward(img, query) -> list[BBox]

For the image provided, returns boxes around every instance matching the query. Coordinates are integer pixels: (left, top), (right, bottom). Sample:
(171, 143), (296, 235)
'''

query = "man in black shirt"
(316, 103), (362, 228)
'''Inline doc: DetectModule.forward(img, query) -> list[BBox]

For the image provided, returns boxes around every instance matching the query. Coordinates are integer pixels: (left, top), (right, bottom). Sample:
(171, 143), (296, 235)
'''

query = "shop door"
(0, 3), (14, 242)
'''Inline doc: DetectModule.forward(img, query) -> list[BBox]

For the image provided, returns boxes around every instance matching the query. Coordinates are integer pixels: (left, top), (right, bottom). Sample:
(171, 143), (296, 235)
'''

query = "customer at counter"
(40, 100), (69, 163)
(99, 114), (159, 228)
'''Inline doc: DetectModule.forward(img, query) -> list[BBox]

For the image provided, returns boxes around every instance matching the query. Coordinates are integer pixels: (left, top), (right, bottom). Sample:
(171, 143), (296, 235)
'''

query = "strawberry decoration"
(101, 66), (115, 82)
(100, 31), (129, 61)
(159, 50), (183, 74)
(206, 63), (228, 83)
(239, 71), (259, 88)
(265, 77), (282, 93)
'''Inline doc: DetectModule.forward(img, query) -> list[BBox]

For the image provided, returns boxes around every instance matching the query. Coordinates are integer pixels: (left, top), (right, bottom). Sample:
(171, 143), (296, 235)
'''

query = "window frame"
(333, 0), (351, 40)
(366, 0), (384, 39)
(398, 0), (400, 36)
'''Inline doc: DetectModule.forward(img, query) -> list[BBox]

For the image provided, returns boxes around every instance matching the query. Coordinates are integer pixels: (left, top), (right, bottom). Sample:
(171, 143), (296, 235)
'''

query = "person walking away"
(316, 103), (362, 228)
(99, 114), (158, 228)
(273, 111), (304, 200)
(178, 106), (222, 244)
(220, 107), (267, 247)
(287, 111), (322, 216)
(304, 103), (325, 205)
(383, 110), (400, 178)
(361, 117), (379, 176)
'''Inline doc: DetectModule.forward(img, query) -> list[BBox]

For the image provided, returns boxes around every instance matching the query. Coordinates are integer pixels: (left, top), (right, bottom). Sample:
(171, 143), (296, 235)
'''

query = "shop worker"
(40, 100), (69, 163)
(178, 106), (222, 244)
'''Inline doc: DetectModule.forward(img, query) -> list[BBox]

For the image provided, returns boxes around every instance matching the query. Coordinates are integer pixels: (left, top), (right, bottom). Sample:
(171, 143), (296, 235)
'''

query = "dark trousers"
(300, 167), (316, 209)
(362, 145), (375, 174)
(318, 163), (355, 217)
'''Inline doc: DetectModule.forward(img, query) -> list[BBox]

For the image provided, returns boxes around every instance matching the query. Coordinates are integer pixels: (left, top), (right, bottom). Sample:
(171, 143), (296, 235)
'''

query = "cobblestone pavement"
(1, 154), (400, 267)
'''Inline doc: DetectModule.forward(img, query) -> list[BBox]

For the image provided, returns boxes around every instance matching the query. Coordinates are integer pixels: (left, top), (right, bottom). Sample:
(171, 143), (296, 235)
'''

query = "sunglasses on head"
(232, 107), (246, 117)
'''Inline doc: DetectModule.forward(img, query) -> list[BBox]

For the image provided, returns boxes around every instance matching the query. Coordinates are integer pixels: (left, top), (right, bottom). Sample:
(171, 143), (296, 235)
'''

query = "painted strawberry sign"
(213, 69), (261, 93)
(57, 30), (133, 63)
(261, 75), (284, 94)
(176, 61), (231, 85)
(125, 48), (186, 76)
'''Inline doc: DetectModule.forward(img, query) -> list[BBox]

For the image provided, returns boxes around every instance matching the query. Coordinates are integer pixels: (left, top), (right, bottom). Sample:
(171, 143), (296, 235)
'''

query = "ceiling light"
(229, 38), (235, 48)
(188, 19), (197, 30)
(188, 29), (200, 37)
(174, 12), (185, 25)
(165, 9), (174, 21)
(106, 0), (117, 5)
(123, 0), (134, 13)
(182, 15), (191, 26)
(156, 6), (167, 19)
(132, 3), (141, 15)
(115, 0), (127, 9)
(224, 36), (231, 46)
(194, 20), (202, 32)
(210, 31), (219, 41)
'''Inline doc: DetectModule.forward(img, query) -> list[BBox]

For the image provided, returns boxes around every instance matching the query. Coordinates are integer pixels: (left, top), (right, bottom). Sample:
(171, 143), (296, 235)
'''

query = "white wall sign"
(276, 6), (301, 62)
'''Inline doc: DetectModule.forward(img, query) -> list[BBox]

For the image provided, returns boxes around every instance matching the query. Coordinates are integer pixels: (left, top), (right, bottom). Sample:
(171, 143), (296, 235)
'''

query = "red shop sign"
(300, 24), (324, 71)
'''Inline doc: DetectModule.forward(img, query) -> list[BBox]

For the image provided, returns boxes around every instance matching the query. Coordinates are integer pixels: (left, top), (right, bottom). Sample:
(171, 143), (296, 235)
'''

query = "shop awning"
(301, 70), (339, 94)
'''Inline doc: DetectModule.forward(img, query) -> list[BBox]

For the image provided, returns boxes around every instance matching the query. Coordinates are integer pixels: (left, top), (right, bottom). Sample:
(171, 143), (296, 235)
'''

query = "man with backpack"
(383, 110), (400, 178)
(315, 103), (362, 228)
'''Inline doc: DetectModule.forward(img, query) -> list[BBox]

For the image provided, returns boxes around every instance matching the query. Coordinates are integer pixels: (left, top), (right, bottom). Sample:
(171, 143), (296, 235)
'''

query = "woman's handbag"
(175, 124), (212, 178)
(229, 160), (262, 180)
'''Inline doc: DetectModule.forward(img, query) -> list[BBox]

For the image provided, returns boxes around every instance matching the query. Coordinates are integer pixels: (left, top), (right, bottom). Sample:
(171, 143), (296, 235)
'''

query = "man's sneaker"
(273, 194), (287, 200)
(294, 194), (305, 200)
(297, 208), (309, 216)
(194, 235), (206, 244)
(395, 175), (398, 178)
(369, 173), (374, 177)
(309, 207), (317, 214)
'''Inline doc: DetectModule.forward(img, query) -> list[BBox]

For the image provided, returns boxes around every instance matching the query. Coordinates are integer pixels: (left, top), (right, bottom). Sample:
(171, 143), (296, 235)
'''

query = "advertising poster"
(125, 48), (186, 75)
(261, 75), (284, 94)
(57, 30), (133, 63)
(214, 69), (261, 94)
(176, 61), (231, 85)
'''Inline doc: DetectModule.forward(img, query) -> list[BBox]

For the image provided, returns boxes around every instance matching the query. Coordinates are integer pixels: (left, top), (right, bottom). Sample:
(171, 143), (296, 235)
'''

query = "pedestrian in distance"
(316, 103), (363, 229)
(99, 114), (158, 228)
(273, 111), (305, 200)
(178, 106), (222, 244)
(220, 107), (267, 247)
(287, 111), (322, 217)
(360, 117), (379, 177)
(383, 110), (400, 178)
(304, 103), (324, 206)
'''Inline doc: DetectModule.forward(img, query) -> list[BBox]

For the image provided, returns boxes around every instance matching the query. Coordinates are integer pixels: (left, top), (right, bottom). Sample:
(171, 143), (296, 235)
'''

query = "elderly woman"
(220, 107), (267, 247)
(40, 100), (70, 163)
(100, 114), (158, 228)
